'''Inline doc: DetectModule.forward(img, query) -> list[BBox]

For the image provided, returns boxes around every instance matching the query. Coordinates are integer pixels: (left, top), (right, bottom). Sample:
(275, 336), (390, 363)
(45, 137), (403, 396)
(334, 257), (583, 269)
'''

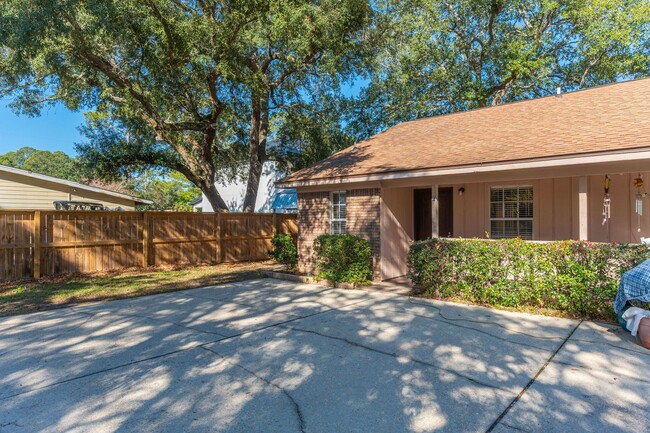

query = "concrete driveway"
(0, 278), (648, 433)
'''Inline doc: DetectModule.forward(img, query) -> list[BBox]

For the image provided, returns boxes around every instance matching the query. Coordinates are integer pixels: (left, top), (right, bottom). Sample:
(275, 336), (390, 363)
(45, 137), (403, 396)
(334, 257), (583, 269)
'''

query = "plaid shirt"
(614, 258), (650, 314)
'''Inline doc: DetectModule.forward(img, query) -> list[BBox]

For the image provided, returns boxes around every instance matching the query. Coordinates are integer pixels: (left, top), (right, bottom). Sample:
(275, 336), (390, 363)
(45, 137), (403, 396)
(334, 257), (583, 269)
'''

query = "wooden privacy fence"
(0, 210), (298, 281)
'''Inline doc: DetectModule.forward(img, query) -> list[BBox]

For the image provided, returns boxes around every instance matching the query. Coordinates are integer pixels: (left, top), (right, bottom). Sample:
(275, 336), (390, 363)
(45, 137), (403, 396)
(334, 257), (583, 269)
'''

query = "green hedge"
(314, 234), (373, 286)
(407, 238), (650, 320)
(270, 234), (298, 270)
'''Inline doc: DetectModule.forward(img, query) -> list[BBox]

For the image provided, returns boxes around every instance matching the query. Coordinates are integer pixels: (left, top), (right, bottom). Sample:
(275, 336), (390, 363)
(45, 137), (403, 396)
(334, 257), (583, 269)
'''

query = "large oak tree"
(0, 0), (370, 211)
(350, 0), (650, 136)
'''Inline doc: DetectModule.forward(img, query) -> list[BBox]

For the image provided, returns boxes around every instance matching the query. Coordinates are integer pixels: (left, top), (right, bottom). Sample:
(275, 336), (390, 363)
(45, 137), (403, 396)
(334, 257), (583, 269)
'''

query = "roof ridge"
(398, 75), (650, 127)
(277, 76), (650, 186)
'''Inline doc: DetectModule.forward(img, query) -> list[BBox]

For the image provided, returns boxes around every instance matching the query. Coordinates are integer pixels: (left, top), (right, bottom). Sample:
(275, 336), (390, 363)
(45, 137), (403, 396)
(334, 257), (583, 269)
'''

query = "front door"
(438, 187), (454, 237)
(414, 188), (432, 241)
(414, 187), (454, 240)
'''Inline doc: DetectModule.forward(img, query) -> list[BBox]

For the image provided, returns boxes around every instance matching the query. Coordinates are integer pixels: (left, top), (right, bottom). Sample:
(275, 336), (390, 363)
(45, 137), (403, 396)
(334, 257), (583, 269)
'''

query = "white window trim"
(489, 185), (534, 240)
(330, 191), (347, 234)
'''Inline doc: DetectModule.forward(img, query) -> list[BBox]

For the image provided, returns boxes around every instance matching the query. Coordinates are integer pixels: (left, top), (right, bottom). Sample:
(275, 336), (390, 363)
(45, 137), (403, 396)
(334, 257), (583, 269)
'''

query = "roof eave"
(276, 147), (650, 189)
(0, 164), (152, 204)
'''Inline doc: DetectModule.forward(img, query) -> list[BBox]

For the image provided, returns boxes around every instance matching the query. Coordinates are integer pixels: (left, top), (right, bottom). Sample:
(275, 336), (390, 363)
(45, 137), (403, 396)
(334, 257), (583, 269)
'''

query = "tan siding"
(381, 187), (413, 279)
(0, 172), (137, 210)
(553, 178), (572, 240)
(0, 177), (69, 209)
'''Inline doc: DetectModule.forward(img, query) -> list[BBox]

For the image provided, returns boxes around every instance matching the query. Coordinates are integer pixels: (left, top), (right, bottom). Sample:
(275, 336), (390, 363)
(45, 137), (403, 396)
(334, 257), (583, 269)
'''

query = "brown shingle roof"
(280, 77), (650, 185)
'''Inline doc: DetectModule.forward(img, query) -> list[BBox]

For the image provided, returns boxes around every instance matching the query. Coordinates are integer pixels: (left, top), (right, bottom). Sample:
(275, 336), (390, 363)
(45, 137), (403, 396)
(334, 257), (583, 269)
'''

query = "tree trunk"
(202, 181), (229, 212)
(242, 93), (268, 212)
(182, 161), (229, 212)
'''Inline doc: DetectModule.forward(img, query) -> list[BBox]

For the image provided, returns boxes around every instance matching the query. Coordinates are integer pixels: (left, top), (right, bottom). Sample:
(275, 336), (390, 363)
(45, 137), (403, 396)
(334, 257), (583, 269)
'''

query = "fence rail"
(0, 210), (297, 281)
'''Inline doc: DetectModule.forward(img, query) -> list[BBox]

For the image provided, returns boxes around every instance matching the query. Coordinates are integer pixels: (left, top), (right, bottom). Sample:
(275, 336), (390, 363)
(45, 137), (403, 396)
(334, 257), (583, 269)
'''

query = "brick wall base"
(297, 188), (381, 280)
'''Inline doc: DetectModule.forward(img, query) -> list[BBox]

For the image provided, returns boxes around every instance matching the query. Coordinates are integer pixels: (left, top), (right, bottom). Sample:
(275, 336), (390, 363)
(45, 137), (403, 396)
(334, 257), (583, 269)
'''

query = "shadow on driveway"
(0, 278), (648, 432)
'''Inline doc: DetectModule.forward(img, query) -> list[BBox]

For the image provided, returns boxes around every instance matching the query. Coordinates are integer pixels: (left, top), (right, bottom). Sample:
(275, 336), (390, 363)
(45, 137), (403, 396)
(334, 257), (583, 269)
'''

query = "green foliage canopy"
(0, 146), (84, 181)
(351, 0), (650, 136)
(0, 0), (371, 211)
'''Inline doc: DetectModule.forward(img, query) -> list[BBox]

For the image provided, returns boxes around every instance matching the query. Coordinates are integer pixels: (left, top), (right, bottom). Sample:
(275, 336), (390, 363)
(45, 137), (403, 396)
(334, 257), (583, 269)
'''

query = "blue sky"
(0, 100), (85, 155)
(0, 78), (369, 157)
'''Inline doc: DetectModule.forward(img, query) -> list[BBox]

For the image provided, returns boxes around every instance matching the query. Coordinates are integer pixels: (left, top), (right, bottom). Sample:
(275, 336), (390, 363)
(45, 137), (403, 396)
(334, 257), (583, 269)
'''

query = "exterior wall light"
(458, 187), (465, 196)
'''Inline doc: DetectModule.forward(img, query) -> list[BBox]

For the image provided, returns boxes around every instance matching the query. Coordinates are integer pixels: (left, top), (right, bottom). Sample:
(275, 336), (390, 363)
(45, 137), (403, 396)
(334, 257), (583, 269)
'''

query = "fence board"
(0, 210), (296, 280)
(0, 211), (34, 279)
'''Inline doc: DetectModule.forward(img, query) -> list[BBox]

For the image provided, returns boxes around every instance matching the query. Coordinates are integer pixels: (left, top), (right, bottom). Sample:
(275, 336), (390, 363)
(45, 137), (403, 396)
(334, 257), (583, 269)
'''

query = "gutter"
(0, 164), (153, 205)
(276, 147), (650, 189)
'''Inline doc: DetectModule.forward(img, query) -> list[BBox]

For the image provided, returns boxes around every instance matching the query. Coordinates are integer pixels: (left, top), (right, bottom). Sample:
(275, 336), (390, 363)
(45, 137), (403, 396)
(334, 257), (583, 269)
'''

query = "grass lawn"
(0, 261), (280, 317)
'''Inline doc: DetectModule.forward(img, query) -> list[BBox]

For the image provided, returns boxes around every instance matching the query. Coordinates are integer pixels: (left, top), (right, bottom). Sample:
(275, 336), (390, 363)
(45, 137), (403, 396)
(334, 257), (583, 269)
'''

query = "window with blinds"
(489, 186), (533, 240)
(330, 191), (347, 234)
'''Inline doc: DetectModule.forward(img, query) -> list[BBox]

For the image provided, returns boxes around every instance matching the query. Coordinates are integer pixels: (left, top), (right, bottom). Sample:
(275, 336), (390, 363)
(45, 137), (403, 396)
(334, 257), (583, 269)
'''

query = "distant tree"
(132, 171), (201, 211)
(352, 0), (650, 136)
(0, 146), (84, 181)
(0, 0), (372, 212)
(0, 146), (37, 167)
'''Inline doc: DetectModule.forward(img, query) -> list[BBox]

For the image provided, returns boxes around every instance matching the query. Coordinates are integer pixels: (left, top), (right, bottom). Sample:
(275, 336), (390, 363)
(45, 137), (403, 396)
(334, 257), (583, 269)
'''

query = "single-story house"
(277, 77), (650, 281)
(0, 164), (151, 210)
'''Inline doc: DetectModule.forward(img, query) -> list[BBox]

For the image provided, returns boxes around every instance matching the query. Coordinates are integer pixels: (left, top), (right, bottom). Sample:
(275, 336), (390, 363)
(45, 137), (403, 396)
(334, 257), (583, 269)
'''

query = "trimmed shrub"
(270, 234), (298, 270)
(314, 234), (373, 286)
(407, 238), (650, 320)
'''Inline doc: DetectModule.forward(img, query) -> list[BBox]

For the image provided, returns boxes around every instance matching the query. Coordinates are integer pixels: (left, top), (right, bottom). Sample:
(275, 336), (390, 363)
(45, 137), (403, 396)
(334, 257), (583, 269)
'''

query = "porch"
(380, 168), (650, 280)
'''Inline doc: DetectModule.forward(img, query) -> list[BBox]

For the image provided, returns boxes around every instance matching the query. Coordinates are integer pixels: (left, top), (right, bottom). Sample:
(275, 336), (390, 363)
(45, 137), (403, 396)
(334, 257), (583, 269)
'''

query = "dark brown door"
(414, 188), (432, 241)
(438, 187), (454, 238)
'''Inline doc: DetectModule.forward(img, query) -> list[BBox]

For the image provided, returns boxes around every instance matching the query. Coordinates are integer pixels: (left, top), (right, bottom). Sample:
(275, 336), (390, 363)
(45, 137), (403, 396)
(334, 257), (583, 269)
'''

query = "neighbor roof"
(278, 77), (650, 186)
(0, 164), (153, 205)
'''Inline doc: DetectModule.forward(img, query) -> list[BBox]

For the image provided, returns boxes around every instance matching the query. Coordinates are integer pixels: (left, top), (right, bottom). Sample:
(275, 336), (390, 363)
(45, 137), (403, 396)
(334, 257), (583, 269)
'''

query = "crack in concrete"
(484, 319), (583, 433)
(568, 338), (650, 357)
(0, 297), (368, 402)
(280, 324), (512, 393)
(408, 297), (650, 355)
(406, 297), (572, 340)
(552, 359), (650, 385)
(178, 284), (335, 305)
(351, 303), (559, 351)
(200, 345), (305, 433)
(499, 421), (533, 433)
(0, 341), (213, 402)
(0, 312), (99, 359)
(177, 286), (347, 315)
(94, 310), (229, 338)
(0, 421), (24, 428)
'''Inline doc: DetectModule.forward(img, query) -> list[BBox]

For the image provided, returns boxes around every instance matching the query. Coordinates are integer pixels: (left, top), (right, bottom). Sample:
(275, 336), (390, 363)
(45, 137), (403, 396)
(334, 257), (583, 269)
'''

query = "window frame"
(329, 191), (347, 235)
(489, 185), (534, 240)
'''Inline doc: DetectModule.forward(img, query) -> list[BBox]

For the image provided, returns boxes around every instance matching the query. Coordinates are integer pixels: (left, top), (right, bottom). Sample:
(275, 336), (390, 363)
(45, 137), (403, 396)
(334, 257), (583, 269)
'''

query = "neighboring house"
(277, 77), (650, 281)
(0, 164), (151, 210)
(192, 161), (297, 213)
(270, 188), (298, 213)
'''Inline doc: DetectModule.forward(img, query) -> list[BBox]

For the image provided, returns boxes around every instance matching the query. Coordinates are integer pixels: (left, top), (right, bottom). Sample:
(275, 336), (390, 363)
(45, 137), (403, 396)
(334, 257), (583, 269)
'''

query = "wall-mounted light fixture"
(458, 187), (465, 196)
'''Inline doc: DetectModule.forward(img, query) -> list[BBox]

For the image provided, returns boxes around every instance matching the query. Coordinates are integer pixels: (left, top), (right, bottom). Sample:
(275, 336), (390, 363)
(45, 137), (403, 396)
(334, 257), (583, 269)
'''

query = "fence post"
(142, 212), (150, 267)
(33, 211), (41, 279)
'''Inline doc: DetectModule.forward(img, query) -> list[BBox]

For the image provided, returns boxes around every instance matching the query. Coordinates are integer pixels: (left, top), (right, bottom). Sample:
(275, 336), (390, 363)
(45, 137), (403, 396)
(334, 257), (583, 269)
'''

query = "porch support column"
(578, 176), (589, 240)
(432, 184), (439, 238)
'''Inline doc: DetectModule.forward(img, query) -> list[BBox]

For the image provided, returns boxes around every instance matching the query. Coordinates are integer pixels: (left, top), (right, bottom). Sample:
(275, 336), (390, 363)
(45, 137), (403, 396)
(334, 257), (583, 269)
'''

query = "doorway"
(413, 187), (454, 241)
(438, 187), (454, 237)
(413, 188), (432, 241)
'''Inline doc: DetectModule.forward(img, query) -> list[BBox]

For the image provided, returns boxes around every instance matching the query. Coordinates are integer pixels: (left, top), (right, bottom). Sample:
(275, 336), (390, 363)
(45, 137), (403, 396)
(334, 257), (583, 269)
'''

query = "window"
(330, 191), (347, 234)
(490, 186), (533, 240)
